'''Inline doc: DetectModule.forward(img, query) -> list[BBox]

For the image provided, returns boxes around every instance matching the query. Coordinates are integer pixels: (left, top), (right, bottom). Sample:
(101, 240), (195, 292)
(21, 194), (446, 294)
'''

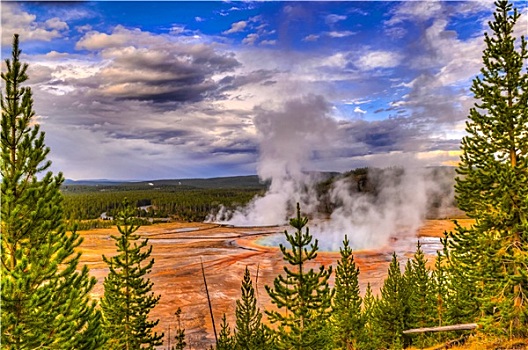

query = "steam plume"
(214, 94), (337, 226)
(209, 95), (456, 250)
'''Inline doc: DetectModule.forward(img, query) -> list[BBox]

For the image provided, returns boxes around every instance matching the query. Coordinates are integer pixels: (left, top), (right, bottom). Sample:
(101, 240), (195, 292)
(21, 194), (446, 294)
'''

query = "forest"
(61, 166), (457, 231)
(1, 1), (527, 349)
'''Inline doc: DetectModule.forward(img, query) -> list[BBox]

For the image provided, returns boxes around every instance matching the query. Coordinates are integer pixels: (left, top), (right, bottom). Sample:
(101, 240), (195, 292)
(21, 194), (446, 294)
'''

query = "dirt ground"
(78, 218), (473, 348)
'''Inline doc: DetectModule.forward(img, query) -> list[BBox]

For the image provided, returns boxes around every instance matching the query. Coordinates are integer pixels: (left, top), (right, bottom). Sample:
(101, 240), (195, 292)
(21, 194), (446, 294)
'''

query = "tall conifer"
(431, 250), (448, 325)
(375, 252), (406, 349)
(332, 235), (363, 349)
(265, 204), (333, 349)
(446, 0), (528, 336)
(101, 201), (163, 349)
(217, 314), (235, 350)
(405, 242), (436, 347)
(358, 283), (382, 350)
(1, 34), (104, 349)
(234, 266), (269, 349)
(172, 307), (186, 350)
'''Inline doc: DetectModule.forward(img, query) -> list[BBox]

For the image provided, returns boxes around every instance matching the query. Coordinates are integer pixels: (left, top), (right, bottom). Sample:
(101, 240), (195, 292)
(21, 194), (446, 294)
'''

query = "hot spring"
(254, 224), (444, 255)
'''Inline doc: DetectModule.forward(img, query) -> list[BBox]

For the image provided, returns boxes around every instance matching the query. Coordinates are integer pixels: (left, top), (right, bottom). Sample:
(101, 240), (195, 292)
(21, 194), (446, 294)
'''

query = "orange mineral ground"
(78, 218), (472, 348)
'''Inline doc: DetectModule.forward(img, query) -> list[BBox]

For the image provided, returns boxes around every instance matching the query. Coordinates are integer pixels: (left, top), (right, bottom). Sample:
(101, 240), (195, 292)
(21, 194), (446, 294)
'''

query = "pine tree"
(101, 200), (163, 349)
(431, 250), (448, 327)
(172, 307), (186, 350)
(358, 282), (380, 350)
(431, 249), (450, 344)
(358, 283), (382, 350)
(217, 313), (235, 350)
(404, 242), (436, 348)
(442, 232), (481, 326)
(446, 0), (528, 336)
(375, 252), (406, 349)
(234, 266), (269, 349)
(1, 34), (104, 349)
(332, 235), (363, 349)
(265, 203), (333, 350)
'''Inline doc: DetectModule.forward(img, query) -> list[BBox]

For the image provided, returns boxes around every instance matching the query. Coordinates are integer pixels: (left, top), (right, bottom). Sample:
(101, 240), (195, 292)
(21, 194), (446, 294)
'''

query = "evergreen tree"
(234, 266), (269, 349)
(332, 235), (363, 349)
(431, 250), (448, 328)
(375, 252), (406, 349)
(1, 34), (104, 349)
(358, 283), (382, 350)
(404, 242), (436, 348)
(101, 200), (163, 349)
(265, 203), (333, 349)
(441, 232), (481, 326)
(446, 0), (528, 336)
(217, 313), (235, 350)
(172, 307), (186, 350)
(431, 249), (450, 344)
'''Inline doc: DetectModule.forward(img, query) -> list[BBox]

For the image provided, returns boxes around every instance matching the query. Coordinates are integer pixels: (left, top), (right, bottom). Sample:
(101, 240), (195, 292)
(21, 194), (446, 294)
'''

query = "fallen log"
(403, 323), (478, 334)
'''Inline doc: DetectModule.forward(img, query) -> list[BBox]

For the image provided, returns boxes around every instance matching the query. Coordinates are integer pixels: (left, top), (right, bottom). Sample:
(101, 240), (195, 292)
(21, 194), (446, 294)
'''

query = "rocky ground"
(78, 218), (472, 349)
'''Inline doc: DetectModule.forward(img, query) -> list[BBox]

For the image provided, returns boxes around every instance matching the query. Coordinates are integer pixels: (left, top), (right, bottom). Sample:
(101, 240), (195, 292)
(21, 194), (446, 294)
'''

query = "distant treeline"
(62, 186), (264, 224)
(61, 166), (458, 228)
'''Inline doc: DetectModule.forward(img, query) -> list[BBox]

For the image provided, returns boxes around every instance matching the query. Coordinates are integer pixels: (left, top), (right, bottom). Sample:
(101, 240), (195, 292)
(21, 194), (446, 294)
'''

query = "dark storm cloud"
(218, 69), (279, 92)
(337, 116), (427, 156)
(81, 46), (240, 104)
(108, 129), (192, 143)
(211, 143), (258, 155)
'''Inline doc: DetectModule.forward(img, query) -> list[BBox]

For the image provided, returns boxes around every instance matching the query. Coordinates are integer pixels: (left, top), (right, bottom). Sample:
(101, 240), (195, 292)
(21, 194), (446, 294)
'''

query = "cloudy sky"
(2, 1), (526, 180)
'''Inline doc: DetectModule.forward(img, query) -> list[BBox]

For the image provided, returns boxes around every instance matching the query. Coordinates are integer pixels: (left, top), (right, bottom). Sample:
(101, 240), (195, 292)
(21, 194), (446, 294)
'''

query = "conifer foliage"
(101, 200), (163, 349)
(172, 307), (186, 350)
(403, 243), (436, 348)
(332, 235), (363, 349)
(375, 253), (407, 349)
(216, 314), (235, 350)
(359, 283), (382, 350)
(447, 0), (528, 336)
(265, 203), (333, 350)
(234, 266), (269, 349)
(1, 34), (104, 349)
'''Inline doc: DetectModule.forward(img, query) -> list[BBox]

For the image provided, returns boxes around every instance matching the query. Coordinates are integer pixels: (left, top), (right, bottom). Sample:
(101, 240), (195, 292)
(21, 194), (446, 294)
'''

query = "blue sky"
(2, 1), (527, 180)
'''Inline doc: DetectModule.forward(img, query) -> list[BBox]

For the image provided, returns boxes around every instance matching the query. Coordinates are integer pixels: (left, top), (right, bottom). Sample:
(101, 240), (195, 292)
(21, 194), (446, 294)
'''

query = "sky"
(1, 1), (527, 181)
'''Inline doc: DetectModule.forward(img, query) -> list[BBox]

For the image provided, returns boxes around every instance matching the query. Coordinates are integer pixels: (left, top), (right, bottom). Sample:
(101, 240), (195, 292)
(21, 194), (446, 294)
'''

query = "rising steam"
(210, 94), (338, 226)
(208, 95), (456, 250)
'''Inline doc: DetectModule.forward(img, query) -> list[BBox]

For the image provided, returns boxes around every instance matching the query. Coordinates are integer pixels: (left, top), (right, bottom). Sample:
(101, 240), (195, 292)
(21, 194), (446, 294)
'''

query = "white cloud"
(303, 31), (355, 41)
(242, 33), (259, 45)
(76, 25), (170, 51)
(260, 40), (276, 46)
(76, 24), (92, 33)
(354, 106), (367, 114)
(325, 14), (347, 25)
(45, 17), (69, 31)
(303, 34), (320, 42)
(326, 31), (355, 38)
(320, 53), (348, 69)
(1, 3), (68, 45)
(356, 50), (402, 71)
(413, 19), (484, 84)
(223, 20), (247, 35)
(384, 26), (407, 39)
(343, 98), (372, 105)
(169, 25), (186, 35)
(386, 1), (444, 26)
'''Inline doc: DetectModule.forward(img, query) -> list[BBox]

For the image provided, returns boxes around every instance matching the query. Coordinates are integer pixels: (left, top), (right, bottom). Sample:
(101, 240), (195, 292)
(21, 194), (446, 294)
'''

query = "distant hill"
(63, 175), (268, 190)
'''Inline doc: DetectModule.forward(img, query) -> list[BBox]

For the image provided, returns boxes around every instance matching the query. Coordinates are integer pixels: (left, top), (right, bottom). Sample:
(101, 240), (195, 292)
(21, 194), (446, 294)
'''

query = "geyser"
(207, 95), (456, 250)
